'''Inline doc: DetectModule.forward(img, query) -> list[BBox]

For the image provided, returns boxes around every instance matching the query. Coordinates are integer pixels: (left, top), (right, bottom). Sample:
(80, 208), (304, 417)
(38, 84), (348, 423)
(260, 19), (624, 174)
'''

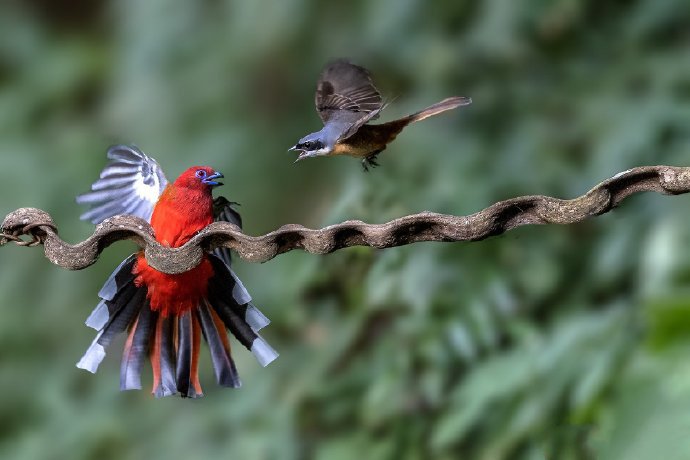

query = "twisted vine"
(2, 165), (689, 274)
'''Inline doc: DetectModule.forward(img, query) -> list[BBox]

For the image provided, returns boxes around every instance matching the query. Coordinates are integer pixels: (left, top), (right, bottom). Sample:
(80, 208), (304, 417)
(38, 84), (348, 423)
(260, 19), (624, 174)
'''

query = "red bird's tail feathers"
(77, 254), (276, 398)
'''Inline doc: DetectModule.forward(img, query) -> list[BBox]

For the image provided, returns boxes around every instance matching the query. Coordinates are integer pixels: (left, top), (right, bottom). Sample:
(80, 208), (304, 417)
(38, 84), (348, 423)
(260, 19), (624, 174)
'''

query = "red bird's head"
(174, 166), (224, 191)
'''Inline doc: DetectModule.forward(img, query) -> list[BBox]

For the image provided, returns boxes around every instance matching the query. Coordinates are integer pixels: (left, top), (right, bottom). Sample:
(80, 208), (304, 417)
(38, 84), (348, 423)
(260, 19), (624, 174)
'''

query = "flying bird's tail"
(356, 96), (472, 155)
(76, 253), (277, 398)
(404, 96), (472, 124)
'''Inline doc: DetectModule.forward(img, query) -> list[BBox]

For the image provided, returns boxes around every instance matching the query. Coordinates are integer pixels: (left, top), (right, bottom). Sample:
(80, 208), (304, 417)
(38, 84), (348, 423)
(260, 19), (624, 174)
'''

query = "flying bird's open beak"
(294, 151), (315, 163)
(203, 171), (224, 187)
(289, 145), (313, 163)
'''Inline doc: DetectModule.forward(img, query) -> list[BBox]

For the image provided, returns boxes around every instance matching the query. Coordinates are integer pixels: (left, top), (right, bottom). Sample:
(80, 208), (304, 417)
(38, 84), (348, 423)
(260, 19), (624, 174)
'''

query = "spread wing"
(76, 145), (168, 224)
(212, 196), (242, 268)
(315, 59), (384, 128)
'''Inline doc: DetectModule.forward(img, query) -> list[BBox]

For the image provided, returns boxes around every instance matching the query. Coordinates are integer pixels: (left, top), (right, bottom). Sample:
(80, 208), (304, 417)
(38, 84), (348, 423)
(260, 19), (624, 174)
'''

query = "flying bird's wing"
(315, 60), (386, 140)
(76, 145), (168, 224)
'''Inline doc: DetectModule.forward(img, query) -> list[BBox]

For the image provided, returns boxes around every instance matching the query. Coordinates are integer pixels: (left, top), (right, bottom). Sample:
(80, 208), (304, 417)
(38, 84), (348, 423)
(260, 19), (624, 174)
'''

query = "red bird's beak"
(202, 171), (224, 187)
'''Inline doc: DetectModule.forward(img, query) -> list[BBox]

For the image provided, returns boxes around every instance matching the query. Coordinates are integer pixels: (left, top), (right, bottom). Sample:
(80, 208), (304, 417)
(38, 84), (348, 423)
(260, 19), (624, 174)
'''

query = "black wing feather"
(212, 196), (242, 268)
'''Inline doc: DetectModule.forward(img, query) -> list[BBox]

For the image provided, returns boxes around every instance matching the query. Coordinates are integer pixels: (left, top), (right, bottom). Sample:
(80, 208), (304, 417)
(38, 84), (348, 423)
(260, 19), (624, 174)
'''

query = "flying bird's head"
(175, 166), (224, 191)
(289, 131), (333, 162)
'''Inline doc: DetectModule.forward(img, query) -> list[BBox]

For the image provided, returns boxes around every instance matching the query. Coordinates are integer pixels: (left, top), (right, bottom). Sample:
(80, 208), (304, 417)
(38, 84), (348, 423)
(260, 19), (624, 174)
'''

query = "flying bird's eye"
(303, 141), (313, 149)
(195, 169), (207, 179)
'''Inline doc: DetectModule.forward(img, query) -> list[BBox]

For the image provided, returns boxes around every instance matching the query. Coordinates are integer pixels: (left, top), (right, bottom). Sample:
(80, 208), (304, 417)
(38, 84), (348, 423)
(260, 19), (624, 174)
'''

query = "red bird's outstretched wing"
(76, 145), (168, 224)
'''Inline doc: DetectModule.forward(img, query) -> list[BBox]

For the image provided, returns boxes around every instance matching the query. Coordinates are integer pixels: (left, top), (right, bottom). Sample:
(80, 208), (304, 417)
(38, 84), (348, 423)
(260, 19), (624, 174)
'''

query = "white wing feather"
(76, 145), (168, 224)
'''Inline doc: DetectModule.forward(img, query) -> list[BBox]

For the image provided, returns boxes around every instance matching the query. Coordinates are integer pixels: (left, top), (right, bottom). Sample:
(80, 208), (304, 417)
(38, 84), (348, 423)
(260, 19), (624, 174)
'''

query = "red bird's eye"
(195, 169), (206, 179)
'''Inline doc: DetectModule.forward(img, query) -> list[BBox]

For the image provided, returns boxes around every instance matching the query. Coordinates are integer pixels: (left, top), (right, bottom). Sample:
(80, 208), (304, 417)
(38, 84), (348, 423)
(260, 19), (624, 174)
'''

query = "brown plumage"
(289, 59), (472, 169)
(329, 97), (471, 161)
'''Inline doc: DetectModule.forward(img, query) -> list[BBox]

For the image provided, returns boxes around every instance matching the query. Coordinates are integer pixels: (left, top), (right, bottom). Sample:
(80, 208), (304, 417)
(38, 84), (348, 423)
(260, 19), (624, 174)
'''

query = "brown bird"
(289, 59), (472, 170)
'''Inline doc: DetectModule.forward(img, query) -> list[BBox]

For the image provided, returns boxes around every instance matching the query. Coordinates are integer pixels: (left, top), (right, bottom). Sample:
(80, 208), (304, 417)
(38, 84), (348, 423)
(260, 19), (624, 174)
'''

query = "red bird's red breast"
(134, 177), (216, 317)
(150, 184), (214, 247)
(133, 256), (214, 317)
(77, 153), (277, 397)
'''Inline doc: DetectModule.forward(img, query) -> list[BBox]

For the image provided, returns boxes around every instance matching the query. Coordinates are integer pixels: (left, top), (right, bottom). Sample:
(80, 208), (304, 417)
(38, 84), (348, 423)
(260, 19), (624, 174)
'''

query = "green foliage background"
(1, 1), (689, 458)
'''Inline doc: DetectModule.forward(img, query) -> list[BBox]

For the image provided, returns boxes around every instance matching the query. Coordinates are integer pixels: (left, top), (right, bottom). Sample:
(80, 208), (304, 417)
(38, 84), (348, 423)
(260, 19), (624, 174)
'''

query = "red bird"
(76, 145), (276, 398)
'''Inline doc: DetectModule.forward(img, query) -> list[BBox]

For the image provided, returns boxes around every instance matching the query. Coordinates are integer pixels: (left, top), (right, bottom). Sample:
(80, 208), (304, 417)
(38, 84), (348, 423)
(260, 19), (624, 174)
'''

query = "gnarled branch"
(2, 165), (689, 274)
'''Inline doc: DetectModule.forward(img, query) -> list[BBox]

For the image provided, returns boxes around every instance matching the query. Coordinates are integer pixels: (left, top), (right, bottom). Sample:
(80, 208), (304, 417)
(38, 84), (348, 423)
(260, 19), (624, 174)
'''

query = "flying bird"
(76, 145), (277, 398)
(289, 59), (472, 170)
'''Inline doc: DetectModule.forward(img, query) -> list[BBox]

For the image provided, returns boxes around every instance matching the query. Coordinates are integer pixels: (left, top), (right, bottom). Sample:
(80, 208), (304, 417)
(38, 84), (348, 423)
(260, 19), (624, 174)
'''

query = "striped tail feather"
(77, 257), (146, 373)
(207, 256), (278, 367)
(77, 287), (145, 373)
(207, 255), (270, 332)
(78, 252), (277, 398)
(151, 314), (177, 397)
(175, 311), (203, 398)
(197, 300), (241, 388)
(85, 255), (137, 330)
(120, 301), (156, 391)
(210, 197), (268, 332)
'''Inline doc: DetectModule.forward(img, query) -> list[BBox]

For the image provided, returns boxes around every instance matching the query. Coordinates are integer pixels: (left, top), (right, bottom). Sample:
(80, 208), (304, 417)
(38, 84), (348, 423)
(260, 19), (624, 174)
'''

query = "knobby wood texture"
(2, 166), (689, 274)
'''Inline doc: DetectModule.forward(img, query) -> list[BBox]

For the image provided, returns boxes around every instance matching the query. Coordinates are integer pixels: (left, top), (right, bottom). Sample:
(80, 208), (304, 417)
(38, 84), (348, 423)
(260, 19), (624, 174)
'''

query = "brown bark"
(2, 166), (689, 274)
